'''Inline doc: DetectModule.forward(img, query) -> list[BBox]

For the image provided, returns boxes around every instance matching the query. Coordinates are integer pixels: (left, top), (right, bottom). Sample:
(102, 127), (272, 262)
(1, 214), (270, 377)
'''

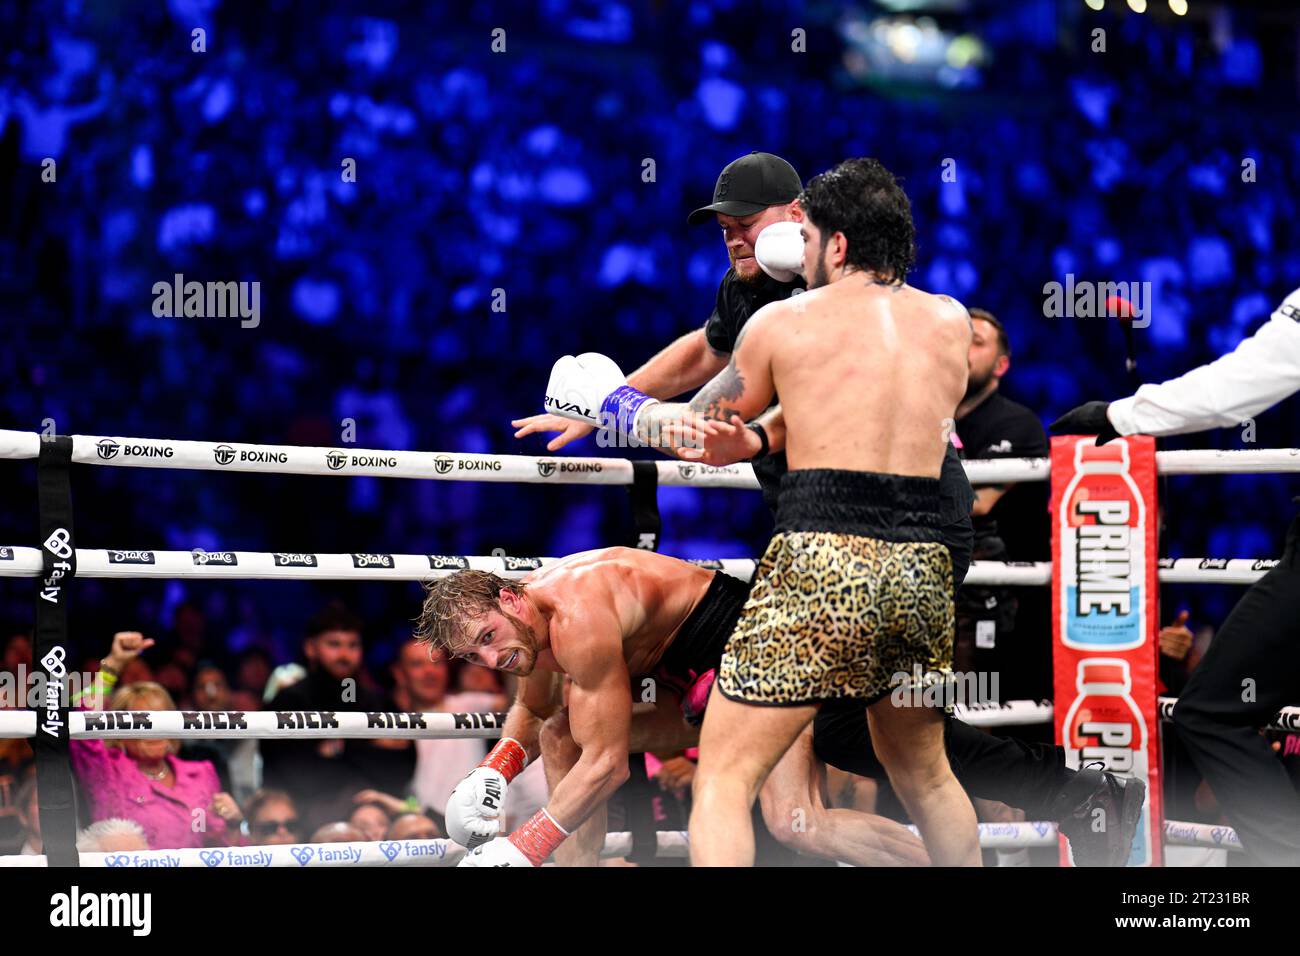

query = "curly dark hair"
(798, 157), (916, 284)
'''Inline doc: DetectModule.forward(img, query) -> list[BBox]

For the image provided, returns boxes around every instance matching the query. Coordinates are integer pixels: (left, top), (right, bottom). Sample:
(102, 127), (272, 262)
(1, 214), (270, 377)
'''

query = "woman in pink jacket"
(71, 631), (244, 850)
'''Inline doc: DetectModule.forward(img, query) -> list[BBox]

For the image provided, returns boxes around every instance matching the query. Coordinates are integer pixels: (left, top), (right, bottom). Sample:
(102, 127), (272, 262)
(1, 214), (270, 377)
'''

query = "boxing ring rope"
(0, 547), (1280, 587)
(0, 710), (509, 739)
(0, 426), (1296, 867)
(1, 429), (1299, 486)
(0, 819), (1244, 868)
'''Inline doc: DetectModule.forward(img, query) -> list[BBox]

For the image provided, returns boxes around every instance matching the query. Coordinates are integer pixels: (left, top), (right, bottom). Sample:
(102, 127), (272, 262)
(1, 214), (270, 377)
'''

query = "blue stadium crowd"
(2, 0), (1299, 862)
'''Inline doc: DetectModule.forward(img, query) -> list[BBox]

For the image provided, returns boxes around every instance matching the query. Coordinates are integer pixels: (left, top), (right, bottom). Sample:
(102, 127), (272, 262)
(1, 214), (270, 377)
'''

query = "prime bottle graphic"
(1058, 440), (1147, 651)
(1062, 658), (1151, 866)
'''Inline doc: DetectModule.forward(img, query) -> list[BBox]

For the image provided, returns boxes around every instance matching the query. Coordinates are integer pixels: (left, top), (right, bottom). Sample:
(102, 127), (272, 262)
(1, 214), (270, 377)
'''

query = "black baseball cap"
(687, 151), (803, 225)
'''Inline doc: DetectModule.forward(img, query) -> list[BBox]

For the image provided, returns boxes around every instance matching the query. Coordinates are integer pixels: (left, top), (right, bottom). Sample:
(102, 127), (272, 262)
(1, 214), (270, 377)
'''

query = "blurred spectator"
(310, 822), (363, 844)
(12, 771), (39, 855)
(179, 661), (259, 803)
(349, 799), (390, 842)
(235, 649), (273, 709)
(2, 634), (31, 673)
(69, 631), (244, 850)
(386, 812), (441, 841)
(76, 818), (151, 853)
(260, 604), (415, 832)
(954, 308), (1051, 703)
(455, 663), (505, 696)
(243, 789), (304, 846)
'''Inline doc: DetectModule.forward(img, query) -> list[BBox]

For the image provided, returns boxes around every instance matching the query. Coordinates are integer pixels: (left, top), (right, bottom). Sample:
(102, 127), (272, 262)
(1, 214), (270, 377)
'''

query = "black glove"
(1049, 401), (1121, 445)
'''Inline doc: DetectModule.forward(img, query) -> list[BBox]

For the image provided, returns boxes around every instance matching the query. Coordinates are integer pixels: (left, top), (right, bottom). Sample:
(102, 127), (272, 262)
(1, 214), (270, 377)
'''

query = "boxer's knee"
(758, 784), (823, 854)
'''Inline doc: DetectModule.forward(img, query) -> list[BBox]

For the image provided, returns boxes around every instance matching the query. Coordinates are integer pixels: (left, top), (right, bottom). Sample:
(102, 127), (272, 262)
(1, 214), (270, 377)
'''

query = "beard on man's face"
(732, 251), (763, 284)
(963, 367), (994, 402)
(807, 253), (831, 291)
(498, 609), (538, 675)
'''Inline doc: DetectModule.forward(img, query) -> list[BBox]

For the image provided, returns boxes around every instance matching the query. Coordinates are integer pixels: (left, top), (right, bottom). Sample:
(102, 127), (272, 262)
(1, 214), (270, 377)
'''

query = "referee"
(1052, 286), (1300, 866)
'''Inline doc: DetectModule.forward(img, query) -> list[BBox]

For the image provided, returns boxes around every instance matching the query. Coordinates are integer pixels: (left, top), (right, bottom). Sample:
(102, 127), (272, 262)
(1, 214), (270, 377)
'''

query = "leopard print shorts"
(717, 531), (955, 706)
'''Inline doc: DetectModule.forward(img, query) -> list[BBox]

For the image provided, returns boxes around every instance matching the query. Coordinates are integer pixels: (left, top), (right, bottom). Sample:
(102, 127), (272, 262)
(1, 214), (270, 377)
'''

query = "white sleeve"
(1108, 289), (1300, 437)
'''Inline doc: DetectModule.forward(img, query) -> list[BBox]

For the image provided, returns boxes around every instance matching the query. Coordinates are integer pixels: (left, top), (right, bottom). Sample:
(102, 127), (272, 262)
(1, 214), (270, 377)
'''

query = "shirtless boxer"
(417, 547), (930, 867)
(547, 158), (981, 865)
(419, 547), (1142, 866)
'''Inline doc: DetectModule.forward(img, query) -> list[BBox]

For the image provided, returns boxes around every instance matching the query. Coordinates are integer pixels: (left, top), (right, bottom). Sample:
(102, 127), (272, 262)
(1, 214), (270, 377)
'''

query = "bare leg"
(690, 685), (817, 866)
(867, 701), (981, 866)
(539, 710), (606, 866)
(759, 726), (929, 867)
(827, 766), (878, 814)
(542, 696), (700, 867)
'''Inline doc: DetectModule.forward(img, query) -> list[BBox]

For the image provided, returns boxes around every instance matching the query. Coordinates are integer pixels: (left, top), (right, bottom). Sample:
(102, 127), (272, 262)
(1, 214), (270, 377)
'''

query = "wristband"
(748, 422), (770, 460)
(480, 737), (528, 782)
(507, 808), (569, 866)
(100, 659), (121, 678)
(600, 385), (659, 436)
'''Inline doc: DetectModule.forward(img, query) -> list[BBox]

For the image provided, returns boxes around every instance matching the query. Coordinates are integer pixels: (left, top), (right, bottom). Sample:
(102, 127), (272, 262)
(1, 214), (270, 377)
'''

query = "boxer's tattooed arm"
(690, 358), (745, 422)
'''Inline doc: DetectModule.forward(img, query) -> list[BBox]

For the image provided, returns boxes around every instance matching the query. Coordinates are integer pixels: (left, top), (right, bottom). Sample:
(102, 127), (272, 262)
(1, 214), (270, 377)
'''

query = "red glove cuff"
(507, 809), (568, 867)
(481, 737), (527, 782)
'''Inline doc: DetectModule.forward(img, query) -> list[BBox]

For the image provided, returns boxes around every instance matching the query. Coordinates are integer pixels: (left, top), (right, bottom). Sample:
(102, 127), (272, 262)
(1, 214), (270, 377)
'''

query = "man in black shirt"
(513, 154), (1138, 863)
(952, 309), (1051, 704)
(260, 603), (415, 833)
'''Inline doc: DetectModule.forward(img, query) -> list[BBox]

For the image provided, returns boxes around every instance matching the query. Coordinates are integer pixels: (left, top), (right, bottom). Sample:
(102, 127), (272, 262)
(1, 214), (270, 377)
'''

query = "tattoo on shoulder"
(690, 360), (745, 421)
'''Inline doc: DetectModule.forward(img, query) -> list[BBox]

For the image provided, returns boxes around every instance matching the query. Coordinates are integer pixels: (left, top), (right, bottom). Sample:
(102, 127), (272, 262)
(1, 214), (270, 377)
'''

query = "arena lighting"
(1127, 0), (1148, 12)
(1085, 0), (1105, 10)
(1169, 0), (1188, 14)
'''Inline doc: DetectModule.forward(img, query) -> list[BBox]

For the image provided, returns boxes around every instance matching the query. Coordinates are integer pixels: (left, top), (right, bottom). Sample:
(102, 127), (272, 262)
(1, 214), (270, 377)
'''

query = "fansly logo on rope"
(40, 528), (73, 605)
(39, 644), (69, 737)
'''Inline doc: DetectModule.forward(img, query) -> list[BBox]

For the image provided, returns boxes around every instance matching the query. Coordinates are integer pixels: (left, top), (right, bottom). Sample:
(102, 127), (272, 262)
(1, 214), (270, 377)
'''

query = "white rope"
(606, 821), (1244, 858)
(956, 697), (1300, 732)
(3, 819), (1237, 866)
(0, 710), (508, 740)
(0, 548), (1279, 586)
(951, 699), (1054, 728)
(2, 698), (1290, 738)
(3, 429), (1297, 487)
(0, 429), (759, 488)
(0, 838), (465, 868)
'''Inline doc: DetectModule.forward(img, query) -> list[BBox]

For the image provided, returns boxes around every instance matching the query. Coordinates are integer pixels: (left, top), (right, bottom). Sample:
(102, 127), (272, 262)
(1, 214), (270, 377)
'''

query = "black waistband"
(776, 468), (943, 541)
(654, 572), (751, 678)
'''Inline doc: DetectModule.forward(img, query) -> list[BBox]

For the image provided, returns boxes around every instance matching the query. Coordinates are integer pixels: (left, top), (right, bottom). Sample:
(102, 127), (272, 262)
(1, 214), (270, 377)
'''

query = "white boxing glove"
(446, 738), (529, 848)
(543, 352), (659, 434)
(754, 220), (804, 282)
(457, 837), (535, 868)
(445, 766), (508, 848)
(456, 809), (569, 867)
